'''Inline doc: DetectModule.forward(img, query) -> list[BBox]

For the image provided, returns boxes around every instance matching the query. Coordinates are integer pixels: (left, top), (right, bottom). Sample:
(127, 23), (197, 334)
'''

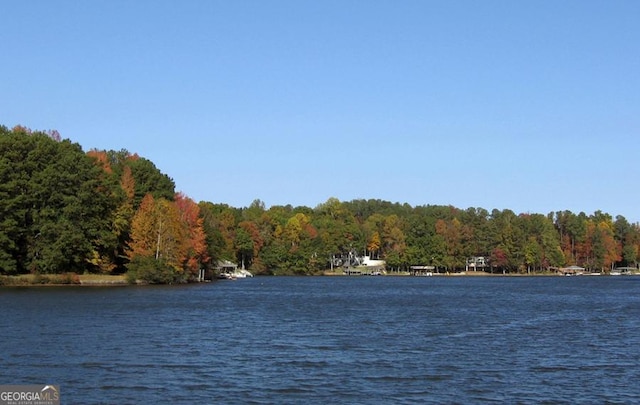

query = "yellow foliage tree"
(128, 194), (187, 274)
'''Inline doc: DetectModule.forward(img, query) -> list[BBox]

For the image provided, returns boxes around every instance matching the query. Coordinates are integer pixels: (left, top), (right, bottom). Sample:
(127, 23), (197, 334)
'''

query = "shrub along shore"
(0, 274), (128, 286)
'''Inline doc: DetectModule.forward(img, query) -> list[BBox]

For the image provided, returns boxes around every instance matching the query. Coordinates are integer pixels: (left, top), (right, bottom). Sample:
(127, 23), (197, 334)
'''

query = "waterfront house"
(215, 260), (238, 277)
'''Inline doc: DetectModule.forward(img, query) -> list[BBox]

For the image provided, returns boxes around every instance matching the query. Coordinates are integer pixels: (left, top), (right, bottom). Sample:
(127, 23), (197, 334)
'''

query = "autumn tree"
(175, 193), (209, 277)
(367, 232), (381, 258)
(127, 194), (188, 282)
(363, 213), (384, 258)
(125, 154), (175, 208)
(85, 150), (132, 273)
(586, 217), (621, 272)
(380, 215), (406, 269)
(435, 217), (471, 271)
(272, 212), (319, 273)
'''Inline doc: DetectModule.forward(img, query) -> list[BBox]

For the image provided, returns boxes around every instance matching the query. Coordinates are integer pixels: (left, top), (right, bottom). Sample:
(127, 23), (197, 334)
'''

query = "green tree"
(0, 126), (33, 273)
(614, 215), (640, 267)
(199, 202), (230, 266)
(0, 128), (115, 274)
(523, 236), (543, 273)
(235, 227), (254, 270)
(462, 207), (491, 257)
(488, 209), (520, 272)
(314, 197), (362, 266)
(126, 155), (175, 208)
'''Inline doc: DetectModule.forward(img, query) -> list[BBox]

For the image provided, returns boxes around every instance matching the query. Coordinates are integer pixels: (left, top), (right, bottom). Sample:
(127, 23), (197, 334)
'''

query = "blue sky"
(2, 1), (639, 220)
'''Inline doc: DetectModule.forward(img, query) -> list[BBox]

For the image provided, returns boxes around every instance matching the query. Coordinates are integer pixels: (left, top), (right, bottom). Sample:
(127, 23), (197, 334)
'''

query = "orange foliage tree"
(175, 193), (209, 276)
(128, 194), (186, 276)
(128, 193), (210, 281)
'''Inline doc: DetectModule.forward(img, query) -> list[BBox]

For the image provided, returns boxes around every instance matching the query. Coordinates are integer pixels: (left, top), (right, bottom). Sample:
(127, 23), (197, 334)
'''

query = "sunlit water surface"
(2, 276), (640, 404)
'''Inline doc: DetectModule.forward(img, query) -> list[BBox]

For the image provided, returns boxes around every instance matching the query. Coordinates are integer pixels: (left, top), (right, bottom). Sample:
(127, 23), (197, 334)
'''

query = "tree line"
(1, 125), (638, 281)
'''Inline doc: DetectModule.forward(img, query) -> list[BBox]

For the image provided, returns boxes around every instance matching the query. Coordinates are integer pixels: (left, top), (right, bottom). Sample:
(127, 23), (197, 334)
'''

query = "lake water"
(1, 276), (640, 404)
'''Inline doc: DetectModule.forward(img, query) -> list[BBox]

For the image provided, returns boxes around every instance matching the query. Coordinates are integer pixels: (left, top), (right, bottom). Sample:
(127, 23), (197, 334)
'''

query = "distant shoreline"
(322, 270), (561, 277)
(2, 270), (634, 287)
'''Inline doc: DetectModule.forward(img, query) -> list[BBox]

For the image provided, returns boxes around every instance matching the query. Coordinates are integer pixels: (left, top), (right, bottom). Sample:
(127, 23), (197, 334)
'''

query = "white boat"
(231, 269), (254, 278)
(218, 269), (253, 279)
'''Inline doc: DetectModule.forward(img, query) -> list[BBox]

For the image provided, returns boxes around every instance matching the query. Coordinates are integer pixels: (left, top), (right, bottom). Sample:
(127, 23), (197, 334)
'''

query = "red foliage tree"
(175, 193), (209, 275)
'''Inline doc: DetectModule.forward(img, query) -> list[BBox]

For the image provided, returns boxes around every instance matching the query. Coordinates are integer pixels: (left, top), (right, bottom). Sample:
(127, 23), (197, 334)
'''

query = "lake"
(1, 276), (640, 404)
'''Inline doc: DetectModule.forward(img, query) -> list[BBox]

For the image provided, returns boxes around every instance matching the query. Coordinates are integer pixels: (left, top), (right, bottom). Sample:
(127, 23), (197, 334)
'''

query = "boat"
(221, 269), (253, 279)
(233, 269), (254, 278)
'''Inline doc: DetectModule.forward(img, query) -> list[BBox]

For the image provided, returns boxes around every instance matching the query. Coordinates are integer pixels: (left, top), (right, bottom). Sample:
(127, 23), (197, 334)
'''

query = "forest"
(1, 125), (639, 282)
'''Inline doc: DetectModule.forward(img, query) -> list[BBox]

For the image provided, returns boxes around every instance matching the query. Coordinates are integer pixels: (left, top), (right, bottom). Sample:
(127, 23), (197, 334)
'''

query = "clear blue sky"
(2, 1), (639, 220)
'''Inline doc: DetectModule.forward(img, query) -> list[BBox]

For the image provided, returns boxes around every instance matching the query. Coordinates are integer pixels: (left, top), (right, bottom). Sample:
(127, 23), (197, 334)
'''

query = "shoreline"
(1, 270), (634, 287)
(322, 270), (561, 277)
(0, 274), (129, 287)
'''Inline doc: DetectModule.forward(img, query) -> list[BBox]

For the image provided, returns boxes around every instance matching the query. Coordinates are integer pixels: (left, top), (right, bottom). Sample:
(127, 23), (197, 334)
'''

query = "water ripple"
(1, 277), (640, 403)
